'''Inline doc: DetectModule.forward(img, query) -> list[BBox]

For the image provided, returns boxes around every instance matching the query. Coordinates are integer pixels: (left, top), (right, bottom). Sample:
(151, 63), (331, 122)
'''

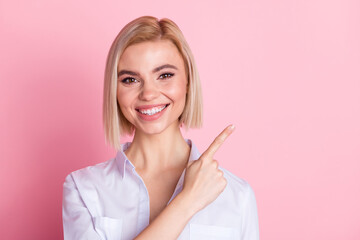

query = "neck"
(125, 122), (190, 173)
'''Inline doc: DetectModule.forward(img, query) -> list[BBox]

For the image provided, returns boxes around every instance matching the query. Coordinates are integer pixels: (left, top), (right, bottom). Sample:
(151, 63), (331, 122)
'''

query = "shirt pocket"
(189, 223), (237, 240)
(93, 216), (123, 240)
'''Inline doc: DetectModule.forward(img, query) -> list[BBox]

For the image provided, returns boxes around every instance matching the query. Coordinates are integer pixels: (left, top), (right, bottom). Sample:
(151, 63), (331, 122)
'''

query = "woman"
(63, 16), (259, 240)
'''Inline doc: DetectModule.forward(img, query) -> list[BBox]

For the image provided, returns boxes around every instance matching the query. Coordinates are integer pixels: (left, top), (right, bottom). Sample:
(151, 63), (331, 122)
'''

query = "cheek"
(117, 86), (133, 106)
(166, 80), (187, 103)
(116, 91), (126, 109)
(117, 88), (135, 116)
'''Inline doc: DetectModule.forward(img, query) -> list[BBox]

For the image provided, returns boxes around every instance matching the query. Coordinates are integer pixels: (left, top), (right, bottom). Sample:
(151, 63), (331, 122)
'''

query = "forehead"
(118, 40), (184, 71)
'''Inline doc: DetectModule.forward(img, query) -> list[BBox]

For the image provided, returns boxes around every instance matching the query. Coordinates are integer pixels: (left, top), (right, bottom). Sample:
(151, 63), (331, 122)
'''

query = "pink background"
(1, 0), (359, 239)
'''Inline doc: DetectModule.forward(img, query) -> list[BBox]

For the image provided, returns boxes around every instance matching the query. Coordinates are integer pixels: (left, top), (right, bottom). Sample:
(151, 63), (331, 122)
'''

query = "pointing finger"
(201, 124), (235, 160)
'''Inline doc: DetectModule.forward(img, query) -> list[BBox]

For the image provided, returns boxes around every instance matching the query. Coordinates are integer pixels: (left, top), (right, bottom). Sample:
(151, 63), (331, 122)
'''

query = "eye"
(121, 77), (139, 84)
(159, 73), (174, 79)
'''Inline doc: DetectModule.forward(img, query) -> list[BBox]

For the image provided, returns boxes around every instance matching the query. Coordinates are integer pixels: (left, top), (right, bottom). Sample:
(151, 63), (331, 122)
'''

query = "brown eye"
(122, 77), (138, 84)
(159, 73), (174, 79)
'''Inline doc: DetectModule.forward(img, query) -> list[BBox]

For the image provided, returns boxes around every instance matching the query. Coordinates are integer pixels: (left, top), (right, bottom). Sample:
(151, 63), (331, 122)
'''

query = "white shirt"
(62, 140), (259, 240)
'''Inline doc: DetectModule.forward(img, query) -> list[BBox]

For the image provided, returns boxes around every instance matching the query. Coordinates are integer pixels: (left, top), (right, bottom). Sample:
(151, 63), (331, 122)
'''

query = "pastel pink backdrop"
(1, 0), (359, 239)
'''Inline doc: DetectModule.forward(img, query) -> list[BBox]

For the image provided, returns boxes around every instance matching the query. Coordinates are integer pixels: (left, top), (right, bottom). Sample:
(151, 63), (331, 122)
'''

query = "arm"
(63, 173), (196, 240)
(62, 174), (102, 240)
(240, 184), (259, 240)
(134, 192), (196, 240)
(135, 125), (235, 239)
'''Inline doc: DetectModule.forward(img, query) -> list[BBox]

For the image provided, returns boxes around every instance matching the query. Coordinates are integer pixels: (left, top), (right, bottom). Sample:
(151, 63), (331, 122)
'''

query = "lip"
(135, 104), (170, 121)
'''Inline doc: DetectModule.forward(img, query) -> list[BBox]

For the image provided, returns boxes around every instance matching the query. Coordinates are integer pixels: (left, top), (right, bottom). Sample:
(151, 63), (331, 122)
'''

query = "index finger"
(201, 124), (235, 160)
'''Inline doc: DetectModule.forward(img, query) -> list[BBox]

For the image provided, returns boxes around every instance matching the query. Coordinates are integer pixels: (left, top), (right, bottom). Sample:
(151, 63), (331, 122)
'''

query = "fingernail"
(230, 124), (235, 130)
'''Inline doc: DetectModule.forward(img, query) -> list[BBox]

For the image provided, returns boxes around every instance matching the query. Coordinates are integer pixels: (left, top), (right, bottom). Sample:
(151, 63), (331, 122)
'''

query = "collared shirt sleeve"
(240, 183), (260, 240)
(62, 174), (102, 240)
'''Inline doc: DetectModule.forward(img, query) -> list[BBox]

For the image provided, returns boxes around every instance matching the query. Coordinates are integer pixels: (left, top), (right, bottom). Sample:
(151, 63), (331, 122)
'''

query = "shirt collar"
(115, 139), (201, 179)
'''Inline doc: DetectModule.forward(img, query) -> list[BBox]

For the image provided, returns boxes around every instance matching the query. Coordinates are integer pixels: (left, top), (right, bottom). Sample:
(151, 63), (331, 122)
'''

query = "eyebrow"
(117, 64), (178, 78)
(117, 70), (139, 78)
(152, 64), (178, 73)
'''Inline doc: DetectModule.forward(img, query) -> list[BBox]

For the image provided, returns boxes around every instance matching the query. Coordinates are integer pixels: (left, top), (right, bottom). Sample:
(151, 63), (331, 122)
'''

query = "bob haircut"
(103, 16), (203, 150)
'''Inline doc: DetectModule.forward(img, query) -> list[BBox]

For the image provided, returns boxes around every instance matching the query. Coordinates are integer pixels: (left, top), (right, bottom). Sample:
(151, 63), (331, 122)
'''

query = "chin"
(135, 120), (180, 136)
(139, 125), (169, 135)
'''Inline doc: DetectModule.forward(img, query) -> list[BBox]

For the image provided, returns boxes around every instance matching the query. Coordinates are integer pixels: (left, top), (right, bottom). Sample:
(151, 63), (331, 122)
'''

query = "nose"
(139, 81), (160, 101)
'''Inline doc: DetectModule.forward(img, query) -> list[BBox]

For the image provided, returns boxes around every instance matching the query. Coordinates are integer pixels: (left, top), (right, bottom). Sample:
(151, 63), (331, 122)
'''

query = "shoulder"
(220, 167), (253, 193)
(218, 166), (257, 207)
(64, 158), (118, 187)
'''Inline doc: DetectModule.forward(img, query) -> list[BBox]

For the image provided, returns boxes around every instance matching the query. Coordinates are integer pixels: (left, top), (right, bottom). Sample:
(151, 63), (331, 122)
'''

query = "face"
(117, 39), (188, 135)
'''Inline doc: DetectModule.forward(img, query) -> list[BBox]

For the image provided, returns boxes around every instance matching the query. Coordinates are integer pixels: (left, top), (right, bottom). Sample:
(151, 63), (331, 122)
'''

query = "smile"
(136, 104), (170, 116)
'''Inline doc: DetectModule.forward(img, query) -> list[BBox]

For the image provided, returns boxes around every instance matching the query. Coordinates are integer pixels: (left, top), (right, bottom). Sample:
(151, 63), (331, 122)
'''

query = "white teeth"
(139, 105), (167, 115)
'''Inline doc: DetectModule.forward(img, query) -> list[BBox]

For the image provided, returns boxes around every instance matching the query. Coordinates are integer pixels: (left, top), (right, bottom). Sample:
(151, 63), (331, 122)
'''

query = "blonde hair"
(103, 16), (203, 150)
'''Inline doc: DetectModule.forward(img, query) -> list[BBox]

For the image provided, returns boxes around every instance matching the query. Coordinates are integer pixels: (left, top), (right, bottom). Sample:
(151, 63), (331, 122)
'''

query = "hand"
(181, 124), (235, 213)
